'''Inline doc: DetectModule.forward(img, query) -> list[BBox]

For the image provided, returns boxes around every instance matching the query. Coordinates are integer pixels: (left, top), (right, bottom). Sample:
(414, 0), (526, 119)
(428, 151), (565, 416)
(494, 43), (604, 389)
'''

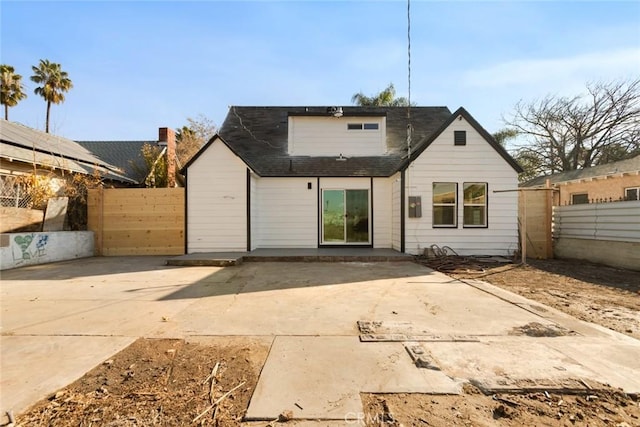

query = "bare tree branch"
(504, 78), (640, 179)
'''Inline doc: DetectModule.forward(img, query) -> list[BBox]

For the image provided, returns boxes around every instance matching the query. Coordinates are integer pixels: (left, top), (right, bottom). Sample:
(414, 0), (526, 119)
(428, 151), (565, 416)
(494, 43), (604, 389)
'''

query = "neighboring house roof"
(522, 154), (640, 187)
(186, 106), (522, 177)
(76, 140), (155, 184)
(0, 119), (135, 183)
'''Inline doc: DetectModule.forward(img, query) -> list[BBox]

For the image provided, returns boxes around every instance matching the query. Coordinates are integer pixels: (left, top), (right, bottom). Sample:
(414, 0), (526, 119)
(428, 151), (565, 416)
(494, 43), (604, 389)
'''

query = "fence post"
(545, 179), (553, 258)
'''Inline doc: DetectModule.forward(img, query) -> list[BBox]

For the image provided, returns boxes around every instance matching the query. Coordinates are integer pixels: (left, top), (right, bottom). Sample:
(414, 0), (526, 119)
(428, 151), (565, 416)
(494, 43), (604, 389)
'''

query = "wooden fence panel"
(518, 189), (553, 259)
(88, 188), (185, 255)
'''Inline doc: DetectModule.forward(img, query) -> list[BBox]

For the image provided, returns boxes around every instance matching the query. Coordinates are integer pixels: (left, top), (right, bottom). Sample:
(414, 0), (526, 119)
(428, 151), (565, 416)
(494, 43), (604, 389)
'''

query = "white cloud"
(463, 48), (640, 91)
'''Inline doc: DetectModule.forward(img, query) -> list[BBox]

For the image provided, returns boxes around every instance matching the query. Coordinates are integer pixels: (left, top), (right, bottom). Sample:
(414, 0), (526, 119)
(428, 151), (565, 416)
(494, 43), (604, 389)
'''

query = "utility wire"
(407, 0), (412, 159)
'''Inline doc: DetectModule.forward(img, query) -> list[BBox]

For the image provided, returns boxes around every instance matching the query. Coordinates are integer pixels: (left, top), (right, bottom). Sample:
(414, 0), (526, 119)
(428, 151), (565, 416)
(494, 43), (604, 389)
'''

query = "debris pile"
(417, 245), (512, 275)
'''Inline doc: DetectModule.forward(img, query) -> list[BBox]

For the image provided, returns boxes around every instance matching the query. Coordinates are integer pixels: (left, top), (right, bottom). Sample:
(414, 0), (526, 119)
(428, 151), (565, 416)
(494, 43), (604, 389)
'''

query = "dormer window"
(348, 123), (379, 130)
(288, 115), (386, 156)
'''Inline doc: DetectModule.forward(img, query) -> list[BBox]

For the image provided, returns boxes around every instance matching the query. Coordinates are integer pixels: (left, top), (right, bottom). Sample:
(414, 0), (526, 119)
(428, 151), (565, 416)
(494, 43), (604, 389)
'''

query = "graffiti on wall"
(12, 233), (49, 264)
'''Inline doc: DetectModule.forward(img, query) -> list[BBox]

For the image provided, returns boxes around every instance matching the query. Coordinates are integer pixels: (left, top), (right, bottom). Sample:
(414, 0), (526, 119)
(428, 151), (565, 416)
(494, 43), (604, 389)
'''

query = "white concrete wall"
(288, 116), (386, 156)
(255, 177), (318, 248)
(373, 177), (393, 248)
(392, 173), (401, 251)
(187, 139), (247, 252)
(404, 118), (519, 256)
(1, 231), (94, 270)
(555, 238), (640, 271)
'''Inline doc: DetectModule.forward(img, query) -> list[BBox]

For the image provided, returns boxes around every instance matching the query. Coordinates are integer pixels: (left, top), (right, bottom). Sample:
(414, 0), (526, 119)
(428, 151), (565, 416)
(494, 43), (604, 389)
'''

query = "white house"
(183, 106), (522, 256)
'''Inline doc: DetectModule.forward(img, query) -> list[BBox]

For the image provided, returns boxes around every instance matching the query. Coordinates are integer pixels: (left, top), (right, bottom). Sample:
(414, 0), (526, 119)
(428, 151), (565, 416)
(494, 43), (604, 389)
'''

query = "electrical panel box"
(408, 196), (422, 218)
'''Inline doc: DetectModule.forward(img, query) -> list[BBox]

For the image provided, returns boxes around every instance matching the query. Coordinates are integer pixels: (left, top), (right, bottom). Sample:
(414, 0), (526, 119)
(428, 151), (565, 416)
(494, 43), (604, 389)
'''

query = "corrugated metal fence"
(553, 200), (640, 270)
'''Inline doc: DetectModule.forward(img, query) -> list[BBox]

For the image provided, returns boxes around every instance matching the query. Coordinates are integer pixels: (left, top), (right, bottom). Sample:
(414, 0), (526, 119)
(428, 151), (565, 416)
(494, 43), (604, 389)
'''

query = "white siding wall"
(187, 140), (247, 252)
(373, 177), (393, 248)
(288, 116), (386, 156)
(250, 173), (259, 250)
(404, 119), (519, 256)
(391, 173), (401, 251)
(256, 178), (317, 248)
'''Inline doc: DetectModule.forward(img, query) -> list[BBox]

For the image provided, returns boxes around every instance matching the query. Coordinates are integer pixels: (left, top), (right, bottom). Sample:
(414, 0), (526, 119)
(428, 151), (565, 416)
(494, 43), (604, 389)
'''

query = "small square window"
(625, 187), (639, 201)
(363, 123), (379, 130)
(347, 123), (363, 130)
(454, 131), (466, 146)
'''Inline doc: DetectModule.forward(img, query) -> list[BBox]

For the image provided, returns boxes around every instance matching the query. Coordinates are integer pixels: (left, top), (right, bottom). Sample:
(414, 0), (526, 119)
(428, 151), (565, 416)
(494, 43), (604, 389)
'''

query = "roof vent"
(327, 106), (343, 117)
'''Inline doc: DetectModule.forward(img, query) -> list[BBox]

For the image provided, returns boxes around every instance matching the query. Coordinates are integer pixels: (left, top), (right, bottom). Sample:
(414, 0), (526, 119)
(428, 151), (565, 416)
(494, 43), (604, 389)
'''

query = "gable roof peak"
(402, 107), (523, 173)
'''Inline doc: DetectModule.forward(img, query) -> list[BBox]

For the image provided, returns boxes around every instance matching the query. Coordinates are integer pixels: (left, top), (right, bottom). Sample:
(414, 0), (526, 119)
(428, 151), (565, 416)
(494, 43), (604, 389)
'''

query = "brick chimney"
(158, 127), (176, 188)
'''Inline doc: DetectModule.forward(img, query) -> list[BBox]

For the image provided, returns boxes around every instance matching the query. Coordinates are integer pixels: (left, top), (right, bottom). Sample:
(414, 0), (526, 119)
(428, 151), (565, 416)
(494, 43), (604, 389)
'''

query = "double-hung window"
(463, 182), (487, 227)
(432, 182), (457, 227)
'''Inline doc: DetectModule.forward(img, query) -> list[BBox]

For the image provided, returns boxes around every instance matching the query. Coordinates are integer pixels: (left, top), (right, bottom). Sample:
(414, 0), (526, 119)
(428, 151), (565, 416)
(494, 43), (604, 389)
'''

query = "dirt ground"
(362, 384), (640, 427)
(437, 257), (640, 340)
(12, 258), (640, 426)
(15, 338), (270, 427)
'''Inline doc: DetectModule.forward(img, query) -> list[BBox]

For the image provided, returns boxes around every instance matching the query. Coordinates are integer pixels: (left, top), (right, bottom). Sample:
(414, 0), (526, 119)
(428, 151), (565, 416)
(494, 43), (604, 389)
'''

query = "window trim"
(432, 182), (458, 228)
(347, 122), (379, 131)
(625, 187), (640, 201)
(571, 193), (589, 205)
(454, 130), (466, 146)
(463, 182), (488, 228)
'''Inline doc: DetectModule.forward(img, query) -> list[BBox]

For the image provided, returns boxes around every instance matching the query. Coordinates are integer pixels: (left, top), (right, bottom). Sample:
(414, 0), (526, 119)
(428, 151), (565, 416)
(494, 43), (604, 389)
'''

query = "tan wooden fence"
(88, 188), (185, 255)
(518, 188), (553, 259)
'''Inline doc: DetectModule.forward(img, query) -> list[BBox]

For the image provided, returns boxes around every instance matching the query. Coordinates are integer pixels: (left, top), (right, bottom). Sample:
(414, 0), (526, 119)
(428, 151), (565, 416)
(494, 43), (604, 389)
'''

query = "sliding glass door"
(322, 189), (369, 244)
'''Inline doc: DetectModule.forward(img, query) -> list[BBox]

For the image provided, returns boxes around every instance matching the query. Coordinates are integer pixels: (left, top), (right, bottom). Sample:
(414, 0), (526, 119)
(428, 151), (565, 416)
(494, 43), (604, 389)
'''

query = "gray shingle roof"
(76, 141), (155, 184)
(522, 154), (640, 187)
(214, 106), (452, 177)
(0, 120), (135, 183)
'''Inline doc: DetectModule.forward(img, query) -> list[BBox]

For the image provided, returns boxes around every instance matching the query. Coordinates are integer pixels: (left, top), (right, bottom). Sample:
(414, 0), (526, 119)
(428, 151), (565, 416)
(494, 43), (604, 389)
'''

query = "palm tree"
(30, 59), (73, 133)
(351, 83), (412, 107)
(0, 64), (27, 120)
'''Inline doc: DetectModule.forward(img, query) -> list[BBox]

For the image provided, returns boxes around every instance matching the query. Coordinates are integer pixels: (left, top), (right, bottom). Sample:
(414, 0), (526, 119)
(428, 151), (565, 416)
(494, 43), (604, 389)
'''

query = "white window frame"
(625, 187), (640, 201)
(463, 182), (487, 228)
(432, 182), (457, 228)
(347, 122), (379, 131)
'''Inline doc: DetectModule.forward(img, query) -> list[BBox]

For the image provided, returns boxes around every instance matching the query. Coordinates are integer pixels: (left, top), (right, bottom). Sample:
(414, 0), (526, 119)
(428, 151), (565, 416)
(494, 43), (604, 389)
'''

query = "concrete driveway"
(2, 257), (639, 422)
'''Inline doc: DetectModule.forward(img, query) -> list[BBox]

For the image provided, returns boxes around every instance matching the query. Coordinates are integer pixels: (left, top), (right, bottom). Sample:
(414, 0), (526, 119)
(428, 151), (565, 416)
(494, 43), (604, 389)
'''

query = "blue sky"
(2, 1), (639, 141)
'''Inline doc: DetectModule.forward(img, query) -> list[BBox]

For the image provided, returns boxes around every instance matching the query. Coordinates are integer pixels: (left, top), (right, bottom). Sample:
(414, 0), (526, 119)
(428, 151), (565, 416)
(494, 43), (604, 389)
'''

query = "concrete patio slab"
(2, 257), (639, 423)
(544, 338), (640, 393)
(152, 262), (559, 338)
(422, 337), (640, 393)
(245, 336), (462, 421)
(0, 335), (135, 419)
(166, 248), (413, 267)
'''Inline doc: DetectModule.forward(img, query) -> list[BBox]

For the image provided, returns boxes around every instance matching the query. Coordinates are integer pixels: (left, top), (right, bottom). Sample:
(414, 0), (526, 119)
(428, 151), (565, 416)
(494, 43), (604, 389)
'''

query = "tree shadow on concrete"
(156, 261), (439, 300)
(0, 256), (186, 280)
